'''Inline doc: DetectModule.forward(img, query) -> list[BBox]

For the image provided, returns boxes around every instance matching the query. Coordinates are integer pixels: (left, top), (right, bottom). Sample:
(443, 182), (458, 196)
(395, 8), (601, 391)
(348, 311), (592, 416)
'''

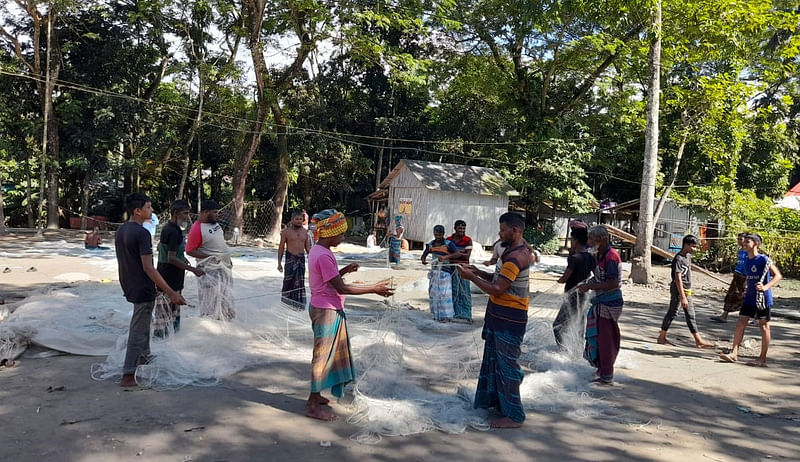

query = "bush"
(524, 222), (561, 255)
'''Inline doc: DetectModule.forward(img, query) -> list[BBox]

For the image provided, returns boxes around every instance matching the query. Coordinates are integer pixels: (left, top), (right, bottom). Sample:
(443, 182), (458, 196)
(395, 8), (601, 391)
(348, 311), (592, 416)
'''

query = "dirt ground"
(1, 230), (799, 461)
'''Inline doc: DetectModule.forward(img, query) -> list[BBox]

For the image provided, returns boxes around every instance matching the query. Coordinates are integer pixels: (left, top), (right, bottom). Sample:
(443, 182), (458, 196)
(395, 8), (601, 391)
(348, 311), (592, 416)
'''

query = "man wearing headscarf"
(306, 209), (394, 421)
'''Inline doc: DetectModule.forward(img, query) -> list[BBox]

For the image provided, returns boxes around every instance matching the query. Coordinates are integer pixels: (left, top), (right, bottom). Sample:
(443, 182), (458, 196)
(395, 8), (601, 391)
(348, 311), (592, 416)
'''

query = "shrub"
(524, 222), (561, 255)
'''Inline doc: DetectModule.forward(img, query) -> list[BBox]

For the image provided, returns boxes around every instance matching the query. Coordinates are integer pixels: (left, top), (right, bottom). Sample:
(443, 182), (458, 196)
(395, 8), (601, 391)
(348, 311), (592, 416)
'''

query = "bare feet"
(308, 396), (330, 406)
(695, 341), (715, 349)
(490, 417), (522, 428)
(306, 406), (338, 421)
(656, 336), (675, 346)
(120, 374), (138, 387)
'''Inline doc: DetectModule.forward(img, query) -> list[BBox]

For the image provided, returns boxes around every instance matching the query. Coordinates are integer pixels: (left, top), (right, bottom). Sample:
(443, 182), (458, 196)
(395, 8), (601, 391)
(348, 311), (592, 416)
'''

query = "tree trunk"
(653, 129), (688, 224)
(25, 152), (34, 228)
(196, 139), (202, 213)
(0, 175), (6, 234)
(44, 11), (61, 229)
(46, 118), (59, 228)
(231, 102), (266, 233)
(303, 173), (312, 209)
(80, 169), (91, 229)
(232, 0), (269, 233)
(123, 141), (135, 196)
(631, 0), (661, 285)
(177, 74), (204, 200)
(266, 102), (289, 243)
(234, 0), (315, 236)
(375, 141), (384, 189)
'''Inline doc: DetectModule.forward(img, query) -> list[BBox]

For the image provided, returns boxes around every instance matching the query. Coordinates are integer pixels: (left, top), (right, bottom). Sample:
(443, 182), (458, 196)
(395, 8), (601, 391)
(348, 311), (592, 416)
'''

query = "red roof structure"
(787, 182), (800, 196)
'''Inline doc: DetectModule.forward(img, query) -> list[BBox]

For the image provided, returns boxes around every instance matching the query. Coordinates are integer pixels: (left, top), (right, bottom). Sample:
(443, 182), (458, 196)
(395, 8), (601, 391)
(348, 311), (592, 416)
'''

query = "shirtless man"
(85, 227), (109, 250)
(278, 211), (311, 309)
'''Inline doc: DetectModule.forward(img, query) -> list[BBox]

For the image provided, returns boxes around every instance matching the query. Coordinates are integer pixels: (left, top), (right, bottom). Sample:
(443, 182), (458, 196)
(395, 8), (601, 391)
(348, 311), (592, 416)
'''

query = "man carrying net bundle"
(116, 193), (186, 388)
(578, 226), (624, 386)
(306, 209), (394, 421)
(153, 200), (205, 337)
(186, 200), (235, 320)
(553, 227), (595, 348)
(456, 212), (531, 428)
(448, 220), (474, 322)
(278, 211), (311, 310)
(421, 225), (458, 322)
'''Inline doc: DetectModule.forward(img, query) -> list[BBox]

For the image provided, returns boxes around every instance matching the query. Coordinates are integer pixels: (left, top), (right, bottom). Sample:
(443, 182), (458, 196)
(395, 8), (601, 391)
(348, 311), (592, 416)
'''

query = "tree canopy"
(0, 0), (798, 240)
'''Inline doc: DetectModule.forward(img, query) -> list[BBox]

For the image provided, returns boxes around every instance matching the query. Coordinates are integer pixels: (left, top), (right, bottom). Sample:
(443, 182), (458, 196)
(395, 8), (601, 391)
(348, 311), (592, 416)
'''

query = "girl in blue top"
(720, 233), (782, 367)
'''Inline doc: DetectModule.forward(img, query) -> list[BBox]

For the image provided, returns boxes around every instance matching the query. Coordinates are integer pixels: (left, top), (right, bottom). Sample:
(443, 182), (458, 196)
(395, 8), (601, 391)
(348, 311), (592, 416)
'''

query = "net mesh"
(216, 200), (278, 243)
(2, 243), (628, 443)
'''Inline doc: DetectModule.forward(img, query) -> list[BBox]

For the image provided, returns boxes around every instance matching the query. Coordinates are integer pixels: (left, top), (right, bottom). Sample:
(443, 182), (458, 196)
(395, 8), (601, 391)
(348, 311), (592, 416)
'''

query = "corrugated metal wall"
(388, 166), (429, 243)
(387, 165), (509, 245)
(654, 199), (691, 251)
(425, 191), (509, 245)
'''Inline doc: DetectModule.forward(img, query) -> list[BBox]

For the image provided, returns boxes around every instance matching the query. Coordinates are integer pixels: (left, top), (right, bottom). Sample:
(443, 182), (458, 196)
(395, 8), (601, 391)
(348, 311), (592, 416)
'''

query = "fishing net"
(2, 243), (626, 443)
(195, 256), (235, 320)
(216, 200), (278, 242)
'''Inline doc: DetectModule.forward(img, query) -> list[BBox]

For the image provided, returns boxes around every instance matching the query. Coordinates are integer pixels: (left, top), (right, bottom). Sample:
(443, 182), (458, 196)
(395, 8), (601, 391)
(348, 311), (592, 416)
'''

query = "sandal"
(0, 358), (16, 368)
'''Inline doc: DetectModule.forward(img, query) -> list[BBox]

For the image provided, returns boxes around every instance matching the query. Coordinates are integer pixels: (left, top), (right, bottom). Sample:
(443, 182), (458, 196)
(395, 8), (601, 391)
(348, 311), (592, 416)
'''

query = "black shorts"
(739, 304), (771, 321)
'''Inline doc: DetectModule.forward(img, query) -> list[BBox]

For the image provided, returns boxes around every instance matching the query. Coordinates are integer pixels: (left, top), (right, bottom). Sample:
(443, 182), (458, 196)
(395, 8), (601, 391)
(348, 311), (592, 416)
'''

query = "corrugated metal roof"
(376, 159), (519, 196)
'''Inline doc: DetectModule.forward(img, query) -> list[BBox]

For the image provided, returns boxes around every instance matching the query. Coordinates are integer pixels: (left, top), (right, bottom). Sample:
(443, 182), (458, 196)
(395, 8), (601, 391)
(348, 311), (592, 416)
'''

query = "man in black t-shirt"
(155, 200), (204, 336)
(657, 235), (714, 349)
(553, 227), (595, 347)
(116, 193), (186, 388)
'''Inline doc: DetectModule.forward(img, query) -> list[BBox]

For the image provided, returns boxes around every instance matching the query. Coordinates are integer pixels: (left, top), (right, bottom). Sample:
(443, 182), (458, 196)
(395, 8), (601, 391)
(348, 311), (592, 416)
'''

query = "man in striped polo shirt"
(457, 212), (530, 428)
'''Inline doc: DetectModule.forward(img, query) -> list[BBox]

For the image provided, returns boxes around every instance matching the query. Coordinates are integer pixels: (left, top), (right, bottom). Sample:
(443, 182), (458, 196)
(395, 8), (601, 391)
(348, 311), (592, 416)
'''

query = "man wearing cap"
(186, 200), (235, 320)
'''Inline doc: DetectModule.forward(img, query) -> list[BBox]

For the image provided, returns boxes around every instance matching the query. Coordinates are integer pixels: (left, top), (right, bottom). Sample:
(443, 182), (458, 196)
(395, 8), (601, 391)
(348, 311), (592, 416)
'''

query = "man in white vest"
(186, 200), (235, 319)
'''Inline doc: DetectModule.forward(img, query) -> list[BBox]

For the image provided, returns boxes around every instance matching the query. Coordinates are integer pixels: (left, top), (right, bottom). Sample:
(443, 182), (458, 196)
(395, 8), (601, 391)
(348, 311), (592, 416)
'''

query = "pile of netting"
(2, 247), (630, 443)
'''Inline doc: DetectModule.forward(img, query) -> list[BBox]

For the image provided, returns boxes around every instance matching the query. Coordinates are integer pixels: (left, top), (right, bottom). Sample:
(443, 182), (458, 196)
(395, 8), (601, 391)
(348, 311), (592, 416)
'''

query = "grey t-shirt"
(671, 253), (691, 289)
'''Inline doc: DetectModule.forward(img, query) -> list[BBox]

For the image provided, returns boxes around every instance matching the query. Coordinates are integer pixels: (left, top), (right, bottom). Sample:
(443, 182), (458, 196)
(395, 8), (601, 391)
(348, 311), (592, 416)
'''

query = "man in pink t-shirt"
(305, 209), (394, 422)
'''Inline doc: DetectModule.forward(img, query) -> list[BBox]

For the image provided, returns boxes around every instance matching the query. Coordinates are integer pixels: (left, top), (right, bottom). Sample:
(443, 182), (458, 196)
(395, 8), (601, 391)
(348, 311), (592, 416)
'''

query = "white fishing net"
(1, 243), (628, 443)
(195, 256), (235, 320)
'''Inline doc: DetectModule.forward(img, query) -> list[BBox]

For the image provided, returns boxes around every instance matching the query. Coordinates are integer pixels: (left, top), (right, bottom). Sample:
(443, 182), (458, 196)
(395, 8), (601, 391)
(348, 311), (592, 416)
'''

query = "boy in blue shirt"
(720, 233), (782, 367)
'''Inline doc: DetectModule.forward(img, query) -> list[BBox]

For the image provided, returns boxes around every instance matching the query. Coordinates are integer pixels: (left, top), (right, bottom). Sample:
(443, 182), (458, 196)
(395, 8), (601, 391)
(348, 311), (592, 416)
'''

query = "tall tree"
(0, 0), (66, 228)
(631, 0), (662, 284)
(233, 0), (323, 242)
